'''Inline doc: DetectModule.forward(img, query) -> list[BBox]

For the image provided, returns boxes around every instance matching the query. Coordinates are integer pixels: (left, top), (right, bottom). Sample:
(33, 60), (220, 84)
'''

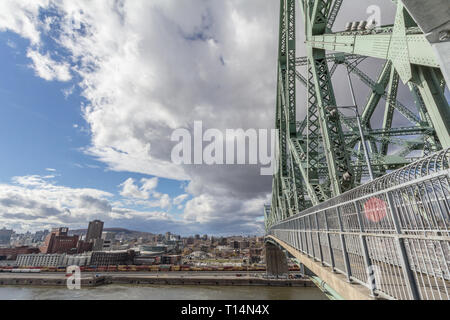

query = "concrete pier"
(109, 276), (312, 287)
(265, 242), (289, 277)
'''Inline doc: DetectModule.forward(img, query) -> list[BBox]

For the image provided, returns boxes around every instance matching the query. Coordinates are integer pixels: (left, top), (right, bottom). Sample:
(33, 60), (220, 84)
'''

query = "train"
(0, 268), (41, 273)
(0, 265), (299, 273)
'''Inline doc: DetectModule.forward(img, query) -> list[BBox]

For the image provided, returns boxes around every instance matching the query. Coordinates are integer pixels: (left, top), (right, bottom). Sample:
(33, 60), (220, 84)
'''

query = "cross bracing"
(267, 0), (450, 227)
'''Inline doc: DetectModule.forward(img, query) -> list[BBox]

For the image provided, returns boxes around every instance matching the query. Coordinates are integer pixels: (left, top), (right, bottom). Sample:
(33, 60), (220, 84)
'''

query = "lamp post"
(331, 71), (375, 181)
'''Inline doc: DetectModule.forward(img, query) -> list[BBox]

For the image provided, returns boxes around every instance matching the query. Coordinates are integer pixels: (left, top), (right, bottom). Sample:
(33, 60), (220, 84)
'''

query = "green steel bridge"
(264, 0), (450, 300)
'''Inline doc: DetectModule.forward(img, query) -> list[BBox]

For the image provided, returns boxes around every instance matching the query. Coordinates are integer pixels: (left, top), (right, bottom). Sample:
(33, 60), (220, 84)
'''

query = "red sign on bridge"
(364, 197), (387, 222)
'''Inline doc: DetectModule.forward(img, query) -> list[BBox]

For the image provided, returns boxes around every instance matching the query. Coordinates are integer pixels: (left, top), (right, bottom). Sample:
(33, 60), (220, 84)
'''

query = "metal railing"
(268, 148), (450, 300)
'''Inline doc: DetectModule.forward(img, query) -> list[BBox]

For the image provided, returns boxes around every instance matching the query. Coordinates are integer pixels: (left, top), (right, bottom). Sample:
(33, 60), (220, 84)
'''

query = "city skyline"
(0, 224), (261, 239)
(1, 217), (267, 277)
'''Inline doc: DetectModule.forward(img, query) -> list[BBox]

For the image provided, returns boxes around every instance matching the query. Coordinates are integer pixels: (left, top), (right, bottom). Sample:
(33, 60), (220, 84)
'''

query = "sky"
(0, 0), (401, 236)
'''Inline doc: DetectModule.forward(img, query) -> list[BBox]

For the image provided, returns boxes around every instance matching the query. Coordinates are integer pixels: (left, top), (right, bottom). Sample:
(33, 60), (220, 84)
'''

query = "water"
(0, 285), (327, 300)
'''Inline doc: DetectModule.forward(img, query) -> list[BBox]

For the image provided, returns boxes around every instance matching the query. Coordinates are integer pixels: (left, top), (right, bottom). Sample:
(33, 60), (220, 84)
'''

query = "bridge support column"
(300, 263), (305, 277)
(265, 242), (289, 277)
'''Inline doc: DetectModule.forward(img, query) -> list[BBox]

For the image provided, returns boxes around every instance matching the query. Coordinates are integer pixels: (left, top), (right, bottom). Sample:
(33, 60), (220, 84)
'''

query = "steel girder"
(326, 0), (343, 31)
(266, 0), (450, 230)
(307, 0), (353, 198)
(307, 31), (440, 68)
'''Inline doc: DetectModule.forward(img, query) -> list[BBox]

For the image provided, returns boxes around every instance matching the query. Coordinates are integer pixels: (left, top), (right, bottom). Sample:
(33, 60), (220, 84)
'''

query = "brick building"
(76, 240), (93, 253)
(0, 246), (40, 261)
(40, 228), (79, 254)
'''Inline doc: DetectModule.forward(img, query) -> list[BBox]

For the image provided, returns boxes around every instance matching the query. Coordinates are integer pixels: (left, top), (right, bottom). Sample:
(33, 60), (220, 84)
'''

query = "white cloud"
(118, 176), (172, 211)
(6, 39), (17, 49)
(0, 0), (48, 45)
(0, 174), (176, 233)
(119, 177), (159, 200)
(63, 85), (75, 99)
(0, 174), (261, 235)
(26, 49), (72, 82)
(12, 175), (50, 187)
(1, 175), (113, 230)
(141, 177), (159, 192)
(120, 178), (150, 200)
(158, 194), (171, 210)
(173, 194), (188, 205)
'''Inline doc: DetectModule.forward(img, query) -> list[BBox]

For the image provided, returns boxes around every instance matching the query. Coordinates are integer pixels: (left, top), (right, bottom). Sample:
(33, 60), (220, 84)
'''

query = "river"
(0, 284), (327, 300)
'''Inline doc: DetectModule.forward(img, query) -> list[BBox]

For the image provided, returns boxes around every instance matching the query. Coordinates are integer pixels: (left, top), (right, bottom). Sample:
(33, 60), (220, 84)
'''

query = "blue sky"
(0, 29), (195, 233)
(0, 32), (87, 182)
(0, 30), (187, 206)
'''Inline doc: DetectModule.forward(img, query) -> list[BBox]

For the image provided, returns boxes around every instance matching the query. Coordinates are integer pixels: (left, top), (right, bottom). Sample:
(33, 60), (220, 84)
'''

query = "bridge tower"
(265, 242), (289, 277)
(265, 0), (450, 300)
(267, 0), (449, 228)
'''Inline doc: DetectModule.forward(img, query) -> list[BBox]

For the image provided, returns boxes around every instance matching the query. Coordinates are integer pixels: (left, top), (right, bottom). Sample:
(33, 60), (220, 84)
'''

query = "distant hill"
(69, 228), (155, 237)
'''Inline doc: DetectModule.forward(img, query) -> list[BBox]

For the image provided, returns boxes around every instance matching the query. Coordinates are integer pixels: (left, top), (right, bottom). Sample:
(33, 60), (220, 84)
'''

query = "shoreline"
(0, 273), (314, 288)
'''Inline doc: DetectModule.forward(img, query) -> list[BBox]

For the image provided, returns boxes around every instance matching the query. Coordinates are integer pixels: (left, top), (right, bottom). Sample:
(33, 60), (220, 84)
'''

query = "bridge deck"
(267, 236), (374, 300)
(267, 149), (450, 300)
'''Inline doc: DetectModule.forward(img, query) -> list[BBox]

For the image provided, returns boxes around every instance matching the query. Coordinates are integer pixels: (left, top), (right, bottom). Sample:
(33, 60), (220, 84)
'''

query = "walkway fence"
(268, 148), (450, 300)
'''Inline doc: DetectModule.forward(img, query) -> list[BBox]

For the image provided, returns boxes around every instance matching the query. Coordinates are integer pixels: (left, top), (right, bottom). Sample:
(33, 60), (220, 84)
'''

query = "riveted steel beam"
(307, 33), (440, 68)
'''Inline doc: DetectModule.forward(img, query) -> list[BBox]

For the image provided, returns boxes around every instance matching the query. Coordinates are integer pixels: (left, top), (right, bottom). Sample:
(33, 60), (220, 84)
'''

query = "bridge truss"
(265, 0), (450, 300)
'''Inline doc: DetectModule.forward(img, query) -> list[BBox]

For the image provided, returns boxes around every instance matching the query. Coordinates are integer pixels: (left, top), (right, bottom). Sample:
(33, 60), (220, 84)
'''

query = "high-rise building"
(86, 220), (104, 242)
(102, 240), (112, 251)
(102, 232), (115, 241)
(92, 238), (104, 251)
(0, 228), (13, 245)
(32, 230), (49, 243)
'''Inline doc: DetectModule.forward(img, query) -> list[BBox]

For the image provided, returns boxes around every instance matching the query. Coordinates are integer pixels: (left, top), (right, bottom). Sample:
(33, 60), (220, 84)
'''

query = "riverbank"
(0, 273), (315, 288)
